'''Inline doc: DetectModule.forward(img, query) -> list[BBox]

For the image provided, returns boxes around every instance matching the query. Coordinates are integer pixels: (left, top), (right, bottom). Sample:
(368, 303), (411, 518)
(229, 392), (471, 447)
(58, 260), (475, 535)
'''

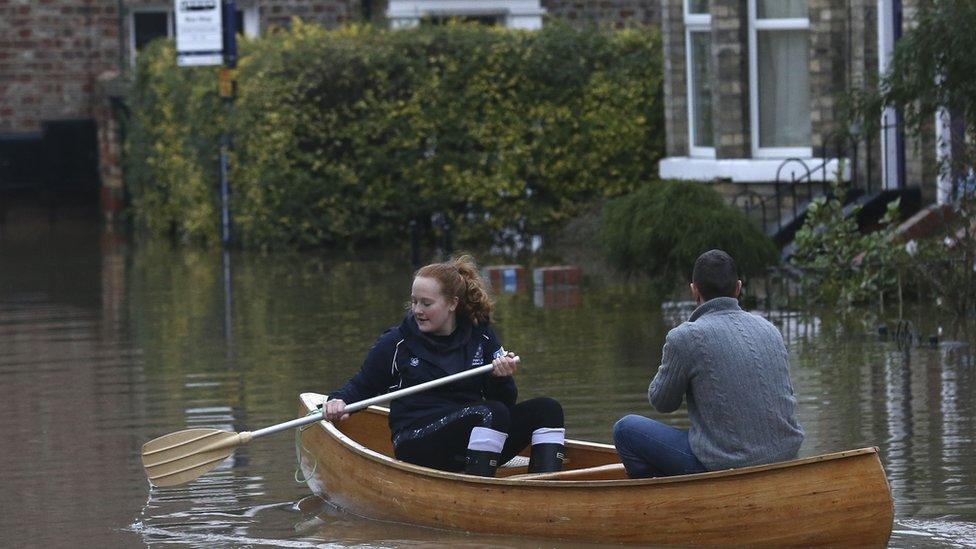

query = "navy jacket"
(328, 313), (517, 437)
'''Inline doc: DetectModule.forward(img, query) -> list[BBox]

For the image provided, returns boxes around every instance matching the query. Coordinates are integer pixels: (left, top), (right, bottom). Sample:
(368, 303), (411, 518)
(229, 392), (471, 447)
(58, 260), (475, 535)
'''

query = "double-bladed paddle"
(142, 361), (507, 487)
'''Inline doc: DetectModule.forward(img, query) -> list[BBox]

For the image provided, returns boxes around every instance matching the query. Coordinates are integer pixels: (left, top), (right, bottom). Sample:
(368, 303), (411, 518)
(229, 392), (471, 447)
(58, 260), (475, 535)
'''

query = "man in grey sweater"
(613, 249), (804, 477)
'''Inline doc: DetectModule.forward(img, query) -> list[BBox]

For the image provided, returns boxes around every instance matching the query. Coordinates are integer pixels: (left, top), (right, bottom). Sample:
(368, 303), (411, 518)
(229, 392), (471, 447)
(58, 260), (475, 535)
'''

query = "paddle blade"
(142, 428), (246, 487)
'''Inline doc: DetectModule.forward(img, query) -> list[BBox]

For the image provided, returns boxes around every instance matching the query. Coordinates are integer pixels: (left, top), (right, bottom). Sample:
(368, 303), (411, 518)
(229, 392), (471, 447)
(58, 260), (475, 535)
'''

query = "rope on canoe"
(294, 409), (320, 484)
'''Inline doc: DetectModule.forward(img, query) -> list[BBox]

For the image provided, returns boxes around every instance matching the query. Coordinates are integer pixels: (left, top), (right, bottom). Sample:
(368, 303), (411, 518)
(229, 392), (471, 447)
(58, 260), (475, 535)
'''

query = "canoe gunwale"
(299, 392), (884, 488)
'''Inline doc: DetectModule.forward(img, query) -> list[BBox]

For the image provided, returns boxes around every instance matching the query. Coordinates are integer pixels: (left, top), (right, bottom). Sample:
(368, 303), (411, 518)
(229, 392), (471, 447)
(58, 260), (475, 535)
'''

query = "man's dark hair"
(692, 249), (738, 301)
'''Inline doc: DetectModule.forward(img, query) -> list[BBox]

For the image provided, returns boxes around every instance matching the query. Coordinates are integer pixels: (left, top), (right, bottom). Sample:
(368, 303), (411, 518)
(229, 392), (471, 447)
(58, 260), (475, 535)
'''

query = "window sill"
(658, 157), (849, 183)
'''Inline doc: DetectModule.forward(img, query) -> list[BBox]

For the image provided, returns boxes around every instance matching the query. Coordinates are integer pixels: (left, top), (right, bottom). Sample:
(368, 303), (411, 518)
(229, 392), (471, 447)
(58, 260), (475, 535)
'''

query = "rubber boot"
(528, 443), (565, 473)
(464, 449), (501, 477)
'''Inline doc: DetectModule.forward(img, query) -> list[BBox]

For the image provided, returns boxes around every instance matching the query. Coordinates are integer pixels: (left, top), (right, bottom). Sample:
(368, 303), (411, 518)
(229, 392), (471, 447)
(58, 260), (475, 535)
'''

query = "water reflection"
(0, 227), (974, 547)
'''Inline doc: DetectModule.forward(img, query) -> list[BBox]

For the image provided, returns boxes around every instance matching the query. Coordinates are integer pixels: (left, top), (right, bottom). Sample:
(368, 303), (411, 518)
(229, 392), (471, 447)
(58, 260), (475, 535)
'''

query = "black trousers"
(392, 397), (563, 472)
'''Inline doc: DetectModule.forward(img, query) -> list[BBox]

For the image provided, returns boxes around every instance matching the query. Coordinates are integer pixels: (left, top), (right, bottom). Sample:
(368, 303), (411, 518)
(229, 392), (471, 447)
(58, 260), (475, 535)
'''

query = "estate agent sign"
(175, 0), (223, 66)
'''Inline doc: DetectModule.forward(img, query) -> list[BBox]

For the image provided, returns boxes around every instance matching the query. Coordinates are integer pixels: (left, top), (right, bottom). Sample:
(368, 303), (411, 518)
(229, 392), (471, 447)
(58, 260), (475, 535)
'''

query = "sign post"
(218, 0), (236, 247)
(175, 0), (237, 247)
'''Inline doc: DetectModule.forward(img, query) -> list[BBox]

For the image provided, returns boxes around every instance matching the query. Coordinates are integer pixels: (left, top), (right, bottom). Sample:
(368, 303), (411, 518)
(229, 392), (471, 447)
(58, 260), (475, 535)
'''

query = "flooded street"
(0, 223), (974, 547)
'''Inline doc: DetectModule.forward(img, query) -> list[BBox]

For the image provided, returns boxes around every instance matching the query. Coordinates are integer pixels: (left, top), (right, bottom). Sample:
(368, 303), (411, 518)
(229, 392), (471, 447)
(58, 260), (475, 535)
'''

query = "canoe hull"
(297, 394), (893, 546)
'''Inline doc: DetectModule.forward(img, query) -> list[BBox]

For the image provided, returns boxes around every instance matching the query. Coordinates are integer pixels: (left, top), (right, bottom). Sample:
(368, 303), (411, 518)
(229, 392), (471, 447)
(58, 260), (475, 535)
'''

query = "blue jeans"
(612, 414), (707, 478)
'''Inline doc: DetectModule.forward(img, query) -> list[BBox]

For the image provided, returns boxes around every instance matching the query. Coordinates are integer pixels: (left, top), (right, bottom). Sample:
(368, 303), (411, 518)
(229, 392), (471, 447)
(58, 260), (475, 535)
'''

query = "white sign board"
(175, 0), (223, 66)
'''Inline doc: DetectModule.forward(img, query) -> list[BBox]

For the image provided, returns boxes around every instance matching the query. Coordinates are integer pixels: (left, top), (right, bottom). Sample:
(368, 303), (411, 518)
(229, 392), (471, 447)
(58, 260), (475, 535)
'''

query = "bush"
(124, 40), (224, 242)
(791, 180), (906, 308)
(601, 180), (779, 290)
(124, 21), (664, 249)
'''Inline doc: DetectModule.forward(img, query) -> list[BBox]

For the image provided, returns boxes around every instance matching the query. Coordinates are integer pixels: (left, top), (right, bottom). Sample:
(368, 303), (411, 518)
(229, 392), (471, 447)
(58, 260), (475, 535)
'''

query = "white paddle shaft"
(250, 361), (507, 439)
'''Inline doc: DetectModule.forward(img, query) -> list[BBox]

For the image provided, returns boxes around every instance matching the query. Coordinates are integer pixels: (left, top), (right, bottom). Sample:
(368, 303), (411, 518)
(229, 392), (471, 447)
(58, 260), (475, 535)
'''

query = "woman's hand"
(322, 398), (349, 422)
(491, 352), (519, 377)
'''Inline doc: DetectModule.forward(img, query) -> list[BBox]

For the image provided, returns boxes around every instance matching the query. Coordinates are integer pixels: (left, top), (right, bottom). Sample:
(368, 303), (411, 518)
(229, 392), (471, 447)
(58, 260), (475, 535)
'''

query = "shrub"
(601, 180), (779, 290)
(791, 180), (906, 308)
(124, 40), (224, 242)
(124, 21), (664, 249)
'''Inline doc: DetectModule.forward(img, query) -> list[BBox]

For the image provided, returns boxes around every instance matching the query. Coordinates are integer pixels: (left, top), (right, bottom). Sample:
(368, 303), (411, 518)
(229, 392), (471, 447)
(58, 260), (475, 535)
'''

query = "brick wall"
(0, 0), (120, 134)
(258, 0), (363, 30)
(542, 0), (660, 27)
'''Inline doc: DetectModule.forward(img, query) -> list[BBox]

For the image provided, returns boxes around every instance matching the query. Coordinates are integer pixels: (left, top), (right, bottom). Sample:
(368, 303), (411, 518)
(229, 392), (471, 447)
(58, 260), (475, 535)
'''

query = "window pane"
(690, 31), (713, 148)
(688, 0), (709, 14)
(757, 31), (810, 148)
(757, 0), (806, 19)
(134, 12), (169, 50)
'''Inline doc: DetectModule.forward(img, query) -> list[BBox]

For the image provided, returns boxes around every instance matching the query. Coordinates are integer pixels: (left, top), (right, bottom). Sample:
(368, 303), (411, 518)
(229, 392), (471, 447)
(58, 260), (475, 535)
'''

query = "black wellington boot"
(527, 443), (565, 473)
(464, 449), (501, 477)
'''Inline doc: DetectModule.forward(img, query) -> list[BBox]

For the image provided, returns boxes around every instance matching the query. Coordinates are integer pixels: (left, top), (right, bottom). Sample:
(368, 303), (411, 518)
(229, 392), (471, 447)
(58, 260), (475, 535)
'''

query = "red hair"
(415, 255), (493, 325)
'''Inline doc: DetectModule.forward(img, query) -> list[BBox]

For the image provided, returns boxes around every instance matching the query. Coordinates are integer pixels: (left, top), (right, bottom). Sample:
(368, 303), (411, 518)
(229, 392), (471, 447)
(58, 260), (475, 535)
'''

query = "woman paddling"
(322, 255), (565, 477)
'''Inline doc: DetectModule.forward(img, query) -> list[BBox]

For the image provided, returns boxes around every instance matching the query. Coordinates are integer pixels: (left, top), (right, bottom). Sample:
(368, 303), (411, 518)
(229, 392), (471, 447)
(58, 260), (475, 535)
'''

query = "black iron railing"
(730, 123), (904, 247)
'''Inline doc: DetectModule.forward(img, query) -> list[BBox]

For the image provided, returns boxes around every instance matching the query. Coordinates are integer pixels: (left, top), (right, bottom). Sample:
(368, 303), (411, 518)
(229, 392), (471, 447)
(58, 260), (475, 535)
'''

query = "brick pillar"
(809, 0), (848, 157)
(661, 0), (688, 157)
(712, 0), (749, 159)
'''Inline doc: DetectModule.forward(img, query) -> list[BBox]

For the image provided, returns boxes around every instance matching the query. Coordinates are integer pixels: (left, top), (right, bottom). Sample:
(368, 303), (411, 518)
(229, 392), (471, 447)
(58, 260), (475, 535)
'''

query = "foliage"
(124, 41), (224, 242)
(601, 180), (779, 291)
(791, 179), (906, 308)
(900, 192), (976, 316)
(833, 0), (976, 314)
(124, 21), (664, 249)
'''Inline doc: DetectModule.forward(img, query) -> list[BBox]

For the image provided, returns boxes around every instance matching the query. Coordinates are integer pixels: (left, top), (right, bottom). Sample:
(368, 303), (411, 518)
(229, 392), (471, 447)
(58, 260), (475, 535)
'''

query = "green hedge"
(125, 41), (224, 240)
(601, 180), (779, 288)
(125, 21), (663, 248)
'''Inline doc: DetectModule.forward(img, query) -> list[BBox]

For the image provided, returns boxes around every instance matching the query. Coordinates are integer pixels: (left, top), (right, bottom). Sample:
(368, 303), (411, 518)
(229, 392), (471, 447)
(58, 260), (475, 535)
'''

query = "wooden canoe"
(297, 393), (893, 546)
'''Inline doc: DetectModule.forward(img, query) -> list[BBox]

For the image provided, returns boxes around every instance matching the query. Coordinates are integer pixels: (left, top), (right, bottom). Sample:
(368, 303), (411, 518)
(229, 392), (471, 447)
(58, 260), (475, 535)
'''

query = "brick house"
(657, 0), (948, 240)
(0, 0), (658, 223)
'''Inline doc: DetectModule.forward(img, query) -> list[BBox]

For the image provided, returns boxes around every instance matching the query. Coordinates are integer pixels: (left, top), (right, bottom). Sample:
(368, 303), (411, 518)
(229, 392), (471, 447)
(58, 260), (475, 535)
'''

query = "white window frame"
(684, 0), (714, 158)
(387, 0), (545, 30)
(129, 3), (259, 66)
(747, 0), (812, 159)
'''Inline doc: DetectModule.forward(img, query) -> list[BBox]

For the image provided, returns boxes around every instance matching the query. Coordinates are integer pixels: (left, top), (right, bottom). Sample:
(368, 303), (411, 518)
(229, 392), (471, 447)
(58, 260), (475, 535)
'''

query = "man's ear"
(734, 280), (743, 298)
(690, 283), (701, 304)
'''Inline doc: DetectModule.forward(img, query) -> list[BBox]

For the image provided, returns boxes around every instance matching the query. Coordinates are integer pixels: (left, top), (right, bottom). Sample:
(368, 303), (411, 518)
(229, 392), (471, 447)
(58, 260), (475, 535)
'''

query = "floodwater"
(0, 222), (974, 548)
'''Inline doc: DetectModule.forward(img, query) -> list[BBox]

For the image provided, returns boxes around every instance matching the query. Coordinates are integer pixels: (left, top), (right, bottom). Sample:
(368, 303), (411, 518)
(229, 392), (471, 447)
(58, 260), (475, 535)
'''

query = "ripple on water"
(894, 518), (976, 548)
(2, 240), (976, 548)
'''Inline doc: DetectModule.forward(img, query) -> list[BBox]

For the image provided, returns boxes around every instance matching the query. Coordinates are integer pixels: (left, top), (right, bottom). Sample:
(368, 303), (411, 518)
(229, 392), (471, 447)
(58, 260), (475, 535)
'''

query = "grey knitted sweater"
(649, 297), (804, 471)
